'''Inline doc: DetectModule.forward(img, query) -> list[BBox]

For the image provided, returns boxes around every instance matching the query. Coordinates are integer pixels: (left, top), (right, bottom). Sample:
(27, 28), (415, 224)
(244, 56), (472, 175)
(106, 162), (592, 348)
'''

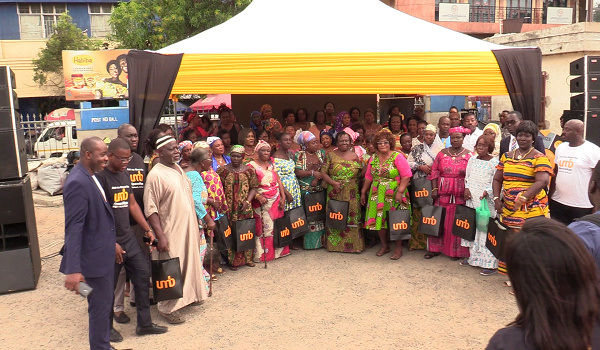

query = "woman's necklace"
(448, 148), (465, 160)
(306, 150), (317, 156)
(244, 147), (255, 157)
(216, 156), (226, 165)
(516, 147), (534, 160)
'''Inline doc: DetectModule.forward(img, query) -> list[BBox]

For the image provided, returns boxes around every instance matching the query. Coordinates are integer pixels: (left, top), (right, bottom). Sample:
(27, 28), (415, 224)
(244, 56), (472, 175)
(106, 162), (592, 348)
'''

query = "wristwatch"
(493, 196), (500, 201)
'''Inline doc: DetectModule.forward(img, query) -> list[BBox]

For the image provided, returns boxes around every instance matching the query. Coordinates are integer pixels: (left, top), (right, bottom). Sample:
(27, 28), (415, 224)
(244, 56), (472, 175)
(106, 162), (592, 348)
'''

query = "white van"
(33, 121), (78, 158)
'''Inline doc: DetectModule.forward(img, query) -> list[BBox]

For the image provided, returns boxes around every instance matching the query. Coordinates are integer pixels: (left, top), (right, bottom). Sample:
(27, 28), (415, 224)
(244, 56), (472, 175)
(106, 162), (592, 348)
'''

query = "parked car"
(33, 121), (78, 158)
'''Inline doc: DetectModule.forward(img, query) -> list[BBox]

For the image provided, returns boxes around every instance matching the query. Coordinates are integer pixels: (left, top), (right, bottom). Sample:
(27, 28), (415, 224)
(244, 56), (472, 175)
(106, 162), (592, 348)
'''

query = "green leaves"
(108, 0), (251, 50)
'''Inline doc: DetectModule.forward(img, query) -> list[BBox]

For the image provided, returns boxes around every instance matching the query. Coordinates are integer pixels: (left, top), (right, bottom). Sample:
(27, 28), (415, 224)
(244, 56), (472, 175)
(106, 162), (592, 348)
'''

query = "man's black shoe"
(114, 312), (130, 324)
(136, 323), (168, 336)
(129, 301), (136, 307)
(110, 328), (123, 342)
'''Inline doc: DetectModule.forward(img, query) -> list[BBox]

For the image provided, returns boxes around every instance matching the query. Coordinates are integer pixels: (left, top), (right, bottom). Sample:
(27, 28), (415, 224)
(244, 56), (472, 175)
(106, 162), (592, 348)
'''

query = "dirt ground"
(1, 203), (518, 350)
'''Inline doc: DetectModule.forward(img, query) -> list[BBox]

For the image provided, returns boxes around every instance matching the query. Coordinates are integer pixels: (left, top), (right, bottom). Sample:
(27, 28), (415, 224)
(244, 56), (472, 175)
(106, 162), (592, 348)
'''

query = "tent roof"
(157, 0), (520, 95)
(190, 94), (231, 110)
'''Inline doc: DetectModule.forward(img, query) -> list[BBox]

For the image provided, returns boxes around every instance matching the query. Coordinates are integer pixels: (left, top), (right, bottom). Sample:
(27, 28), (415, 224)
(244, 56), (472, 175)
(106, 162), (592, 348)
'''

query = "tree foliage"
(32, 12), (101, 90)
(109, 0), (252, 50)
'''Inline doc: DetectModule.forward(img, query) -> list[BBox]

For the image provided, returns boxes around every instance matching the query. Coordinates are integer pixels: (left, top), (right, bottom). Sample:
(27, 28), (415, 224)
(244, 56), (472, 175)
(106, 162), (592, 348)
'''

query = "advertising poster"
(62, 49), (130, 101)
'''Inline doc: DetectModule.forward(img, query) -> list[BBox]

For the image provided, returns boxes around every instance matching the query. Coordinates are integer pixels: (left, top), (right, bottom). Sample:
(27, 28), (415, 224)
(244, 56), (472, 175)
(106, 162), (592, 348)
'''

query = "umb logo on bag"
(291, 218), (305, 228)
(487, 232), (497, 246)
(392, 221), (408, 230)
(155, 275), (176, 289)
(114, 188), (128, 202)
(224, 226), (232, 238)
(329, 211), (343, 220)
(422, 216), (437, 225)
(280, 227), (290, 237)
(414, 189), (429, 197)
(456, 219), (470, 229)
(240, 231), (254, 241)
(308, 203), (322, 212)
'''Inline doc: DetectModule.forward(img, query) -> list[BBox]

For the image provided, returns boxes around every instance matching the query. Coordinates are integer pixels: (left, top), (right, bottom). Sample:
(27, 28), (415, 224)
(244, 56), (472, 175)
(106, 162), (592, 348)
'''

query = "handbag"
(215, 215), (234, 251)
(325, 199), (349, 231)
(151, 255), (183, 302)
(388, 208), (412, 241)
(235, 218), (256, 252)
(274, 215), (293, 248)
(410, 178), (433, 208)
(485, 218), (510, 260)
(303, 191), (326, 221)
(453, 205), (476, 241)
(476, 199), (492, 232)
(417, 205), (445, 237)
(288, 206), (309, 239)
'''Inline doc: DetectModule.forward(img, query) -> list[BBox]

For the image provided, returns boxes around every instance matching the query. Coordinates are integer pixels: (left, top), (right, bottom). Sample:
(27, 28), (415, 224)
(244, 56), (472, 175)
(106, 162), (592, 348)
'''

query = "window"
(17, 3), (66, 39)
(89, 4), (113, 38)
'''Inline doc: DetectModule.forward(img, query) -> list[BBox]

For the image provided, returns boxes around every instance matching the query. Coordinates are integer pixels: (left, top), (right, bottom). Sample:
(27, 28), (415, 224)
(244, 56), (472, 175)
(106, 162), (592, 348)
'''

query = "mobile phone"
(143, 236), (158, 247)
(78, 282), (93, 297)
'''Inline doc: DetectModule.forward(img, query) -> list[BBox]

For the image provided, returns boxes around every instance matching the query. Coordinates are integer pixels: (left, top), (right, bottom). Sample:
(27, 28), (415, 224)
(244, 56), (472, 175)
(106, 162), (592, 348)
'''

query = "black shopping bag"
(215, 215), (234, 251)
(151, 256), (183, 302)
(418, 205), (445, 237)
(411, 178), (433, 208)
(304, 191), (326, 221)
(486, 218), (510, 260)
(325, 199), (349, 231)
(235, 218), (256, 252)
(388, 208), (412, 241)
(452, 205), (476, 241)
(288, 206), (309, 239)
(273, 215), (293, 248)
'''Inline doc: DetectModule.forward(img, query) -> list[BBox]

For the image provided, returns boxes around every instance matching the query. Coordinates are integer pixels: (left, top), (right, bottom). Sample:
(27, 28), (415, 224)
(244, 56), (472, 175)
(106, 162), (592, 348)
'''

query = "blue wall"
(67, 3), (91, 36)
(0, 4), (20, 40)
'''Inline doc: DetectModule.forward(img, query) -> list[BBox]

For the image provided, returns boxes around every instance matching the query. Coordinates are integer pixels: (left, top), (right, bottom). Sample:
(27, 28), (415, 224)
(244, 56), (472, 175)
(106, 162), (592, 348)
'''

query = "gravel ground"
(0, 205), (518, 350)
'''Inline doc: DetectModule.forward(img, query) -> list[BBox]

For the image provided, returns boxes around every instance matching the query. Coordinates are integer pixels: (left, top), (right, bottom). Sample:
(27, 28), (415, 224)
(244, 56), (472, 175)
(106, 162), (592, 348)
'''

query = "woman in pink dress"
(425, 126), (472, 260)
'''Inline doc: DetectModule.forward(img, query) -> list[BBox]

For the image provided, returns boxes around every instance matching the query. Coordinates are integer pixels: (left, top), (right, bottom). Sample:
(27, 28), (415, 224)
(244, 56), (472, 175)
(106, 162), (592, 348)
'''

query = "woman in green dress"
(361, 130), (413, 260)
(294, 131), (326, 249)
(321, 131), (364, 253)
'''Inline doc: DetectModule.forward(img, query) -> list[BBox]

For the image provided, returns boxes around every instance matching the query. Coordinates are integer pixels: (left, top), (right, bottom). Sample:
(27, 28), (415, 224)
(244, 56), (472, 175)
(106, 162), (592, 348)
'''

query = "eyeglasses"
(116, 155), (133, 163)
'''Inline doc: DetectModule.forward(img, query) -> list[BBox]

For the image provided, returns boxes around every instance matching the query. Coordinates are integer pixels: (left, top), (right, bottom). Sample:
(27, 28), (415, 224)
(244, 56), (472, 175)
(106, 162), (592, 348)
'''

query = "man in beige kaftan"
(144, 136), (207, 324)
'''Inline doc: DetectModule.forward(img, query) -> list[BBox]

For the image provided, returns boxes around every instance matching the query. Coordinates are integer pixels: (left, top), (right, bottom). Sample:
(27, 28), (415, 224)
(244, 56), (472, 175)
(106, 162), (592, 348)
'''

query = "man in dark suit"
(60, 137), (116, 350)
(499, 111), (546, 157)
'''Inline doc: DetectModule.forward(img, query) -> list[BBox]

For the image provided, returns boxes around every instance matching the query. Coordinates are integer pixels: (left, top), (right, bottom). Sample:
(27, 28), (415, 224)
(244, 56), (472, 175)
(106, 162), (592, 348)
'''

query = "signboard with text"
(439, 3), (470, 22)
(62, 50), (130, 101)
(79, 107), (129, 130)
(547, 7), (573, 25)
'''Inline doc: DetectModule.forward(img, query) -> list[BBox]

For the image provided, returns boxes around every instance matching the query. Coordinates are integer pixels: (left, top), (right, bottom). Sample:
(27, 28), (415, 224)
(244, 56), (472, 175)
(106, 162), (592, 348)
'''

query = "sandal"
(215, 267), (225, 274)
(459, 260), (470, 266)
(211, 274), (218, 281)
(159, 310), (185, 324)
(480, 269), (497, 276)
(450, 257), (461, 261)
(229, 266), (239, 271)
(376, 247), (390, 257)
(503, 280), (512, 287)
(390, 251), (403, 260)
(424, 252), (440, 259)
(246, 262), (256, 267)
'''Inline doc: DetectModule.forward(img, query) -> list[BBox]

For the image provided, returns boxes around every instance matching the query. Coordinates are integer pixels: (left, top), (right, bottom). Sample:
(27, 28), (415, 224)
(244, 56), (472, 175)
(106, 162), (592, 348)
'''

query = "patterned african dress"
(383, 128), (403, 151)
(496, 152), (553, 274)
(461, 157), (499, 269)
(185, 170), (211, 292)
(295, 150), (326, 250)
(217, 165), (259, 267)
(364, 152), (413, 232)
(321, 152), (364, 253)
(407, 143), (440, 250)
(248, 161), (290, 262)
(273, 156), (302, 211)
(427, 151), (472, 258)
(201, 168), (229, 222)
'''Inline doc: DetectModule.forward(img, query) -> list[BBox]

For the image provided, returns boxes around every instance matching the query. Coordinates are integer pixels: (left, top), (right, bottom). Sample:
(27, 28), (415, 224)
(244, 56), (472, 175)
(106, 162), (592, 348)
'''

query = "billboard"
(546, 7), (573, 25)
(62, 50), (130, 101)
(438, 3), (470, 22)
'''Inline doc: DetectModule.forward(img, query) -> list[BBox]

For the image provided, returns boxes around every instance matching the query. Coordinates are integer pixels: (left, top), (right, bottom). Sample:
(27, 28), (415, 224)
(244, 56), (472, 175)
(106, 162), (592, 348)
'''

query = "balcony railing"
(436, 6), (572, 24)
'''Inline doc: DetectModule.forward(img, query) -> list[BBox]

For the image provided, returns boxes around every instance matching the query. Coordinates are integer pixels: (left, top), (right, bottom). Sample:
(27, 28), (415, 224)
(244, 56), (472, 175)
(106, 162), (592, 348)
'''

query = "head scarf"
(320, 128), (336, 145)
(207, 136), (221, 147)
(250, 111), (261, 131)
(178, 140), (192, 153)
(449, 126), (471, 135)
(295, 131), (316, 148)
(483, 123), (502, 157)
(254, 139), (271, 153)
(343, 127), (360, 142)
(264, 118), (282, 132)
(424, 124), (437, 133)
(230, 144), (245, 154)
(193, 141), (209, 150)
(335, 111), (349, 132)
(260, 104), (272, 115)
(156, 135), (176, 149)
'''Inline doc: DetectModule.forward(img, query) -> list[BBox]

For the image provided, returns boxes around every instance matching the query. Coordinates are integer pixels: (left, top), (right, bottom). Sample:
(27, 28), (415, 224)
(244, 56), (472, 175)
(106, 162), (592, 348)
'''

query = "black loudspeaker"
(561, 110), (584, 123)
(571, 93), (600, 111)
(570, 74), (600, 93)
(0, 66), (18, 110)
(0, 175), (41, 294)
(570, 56), (600, 75)
(0, 66), (27, 181)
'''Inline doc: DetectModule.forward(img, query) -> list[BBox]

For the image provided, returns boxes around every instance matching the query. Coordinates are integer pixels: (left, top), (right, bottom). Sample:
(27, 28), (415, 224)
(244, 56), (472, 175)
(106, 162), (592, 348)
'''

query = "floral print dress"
(273, 156), (302, 211)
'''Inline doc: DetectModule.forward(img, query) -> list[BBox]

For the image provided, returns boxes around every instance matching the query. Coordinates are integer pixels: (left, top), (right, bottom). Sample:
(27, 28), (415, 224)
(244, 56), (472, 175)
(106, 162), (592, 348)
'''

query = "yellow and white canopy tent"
(127, 0), (541, 152)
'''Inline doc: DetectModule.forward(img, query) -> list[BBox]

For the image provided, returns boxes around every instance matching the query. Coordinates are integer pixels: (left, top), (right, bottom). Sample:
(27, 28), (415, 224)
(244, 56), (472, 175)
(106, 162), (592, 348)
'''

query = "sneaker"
(480, 269), (498, 276)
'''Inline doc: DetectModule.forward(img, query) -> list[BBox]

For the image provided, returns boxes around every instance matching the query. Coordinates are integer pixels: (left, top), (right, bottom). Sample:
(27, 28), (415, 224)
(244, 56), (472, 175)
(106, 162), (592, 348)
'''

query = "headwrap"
(483, 123), (502, 157)
(193, 141), (209, 150)
(207, 136), (221, 147)
(320, 128), (335, 145)
(424, 124), (437, 133)
(250, 111), (262, 131)
(335, 111), (349, 132)
(230, 144), (245, 154)
(156, 135), (176, 149)
(295, 131), (316, 148)
(449, 126), (471, 135)
(343, 127), (359, 142)
(264, 118), (282, 132)
(260, 104), (272, 115)
(178, 140), (192, 153)
(254, 139), (271, 153)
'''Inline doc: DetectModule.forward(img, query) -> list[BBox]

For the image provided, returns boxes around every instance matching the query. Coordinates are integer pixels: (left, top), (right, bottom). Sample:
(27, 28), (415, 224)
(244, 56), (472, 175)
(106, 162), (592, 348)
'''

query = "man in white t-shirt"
(550, 119), (600, 224)
(461, 112), (483, 152)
